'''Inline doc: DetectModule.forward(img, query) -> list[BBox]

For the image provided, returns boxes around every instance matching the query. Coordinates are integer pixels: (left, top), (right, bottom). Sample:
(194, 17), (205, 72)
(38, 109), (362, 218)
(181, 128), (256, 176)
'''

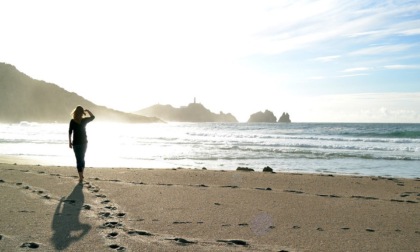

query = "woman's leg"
(73, 144), (87, 181)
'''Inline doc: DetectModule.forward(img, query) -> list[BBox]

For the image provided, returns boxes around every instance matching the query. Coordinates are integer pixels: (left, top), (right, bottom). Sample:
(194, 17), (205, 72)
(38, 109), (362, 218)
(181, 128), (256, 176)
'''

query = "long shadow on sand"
(51, 183), (91, 250)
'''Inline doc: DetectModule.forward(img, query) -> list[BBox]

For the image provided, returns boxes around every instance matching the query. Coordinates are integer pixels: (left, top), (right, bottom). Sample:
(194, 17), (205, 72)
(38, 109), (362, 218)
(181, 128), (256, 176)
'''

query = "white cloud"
(342, 67), (370, 72)
(337, 73), (369, 78)
(384, 64), (420, 70)
(399, 28), (420, 35)
(351, 44), (414, 56)
(313, 55), (341, 62)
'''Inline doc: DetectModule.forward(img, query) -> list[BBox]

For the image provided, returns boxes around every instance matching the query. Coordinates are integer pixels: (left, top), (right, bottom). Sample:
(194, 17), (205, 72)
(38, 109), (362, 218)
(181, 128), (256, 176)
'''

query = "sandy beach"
(0, 163), (419, 251)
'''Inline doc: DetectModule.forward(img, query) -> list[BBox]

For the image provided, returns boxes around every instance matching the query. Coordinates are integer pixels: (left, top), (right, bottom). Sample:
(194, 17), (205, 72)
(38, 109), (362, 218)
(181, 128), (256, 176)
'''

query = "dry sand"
(0, 163), (419, 251)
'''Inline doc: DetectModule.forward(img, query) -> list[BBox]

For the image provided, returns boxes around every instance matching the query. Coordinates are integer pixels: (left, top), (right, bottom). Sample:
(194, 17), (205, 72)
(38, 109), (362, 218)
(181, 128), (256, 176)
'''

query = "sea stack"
(278, 112), (291, 123)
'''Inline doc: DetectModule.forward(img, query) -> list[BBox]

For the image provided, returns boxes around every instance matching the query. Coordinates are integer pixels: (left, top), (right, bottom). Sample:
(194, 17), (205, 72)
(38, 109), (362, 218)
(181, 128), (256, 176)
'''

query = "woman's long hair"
(71, 106), (85, 123)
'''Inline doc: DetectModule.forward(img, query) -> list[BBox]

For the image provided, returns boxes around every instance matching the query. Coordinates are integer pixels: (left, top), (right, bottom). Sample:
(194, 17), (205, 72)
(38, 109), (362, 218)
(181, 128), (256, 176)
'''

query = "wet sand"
(0, 163), (419, 251)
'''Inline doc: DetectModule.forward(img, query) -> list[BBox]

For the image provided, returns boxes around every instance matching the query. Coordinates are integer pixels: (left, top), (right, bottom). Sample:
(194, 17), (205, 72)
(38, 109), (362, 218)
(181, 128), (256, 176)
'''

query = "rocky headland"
(135, 102), (238, 123)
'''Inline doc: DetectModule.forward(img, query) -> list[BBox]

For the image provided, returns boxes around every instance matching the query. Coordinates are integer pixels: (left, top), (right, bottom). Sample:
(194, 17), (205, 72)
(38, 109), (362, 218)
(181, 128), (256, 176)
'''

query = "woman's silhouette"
(68, 106), (95, 182)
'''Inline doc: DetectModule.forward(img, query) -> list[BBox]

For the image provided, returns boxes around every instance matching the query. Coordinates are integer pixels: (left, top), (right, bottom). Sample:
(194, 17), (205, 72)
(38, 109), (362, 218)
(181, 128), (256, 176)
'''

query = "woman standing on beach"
(68, 106), (95, 182)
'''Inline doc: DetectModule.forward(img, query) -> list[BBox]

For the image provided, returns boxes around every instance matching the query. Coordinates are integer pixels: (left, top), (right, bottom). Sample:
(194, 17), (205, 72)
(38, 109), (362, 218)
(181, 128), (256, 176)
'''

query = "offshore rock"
(247, 110), (277, 123)
(278, 112), (291, 123)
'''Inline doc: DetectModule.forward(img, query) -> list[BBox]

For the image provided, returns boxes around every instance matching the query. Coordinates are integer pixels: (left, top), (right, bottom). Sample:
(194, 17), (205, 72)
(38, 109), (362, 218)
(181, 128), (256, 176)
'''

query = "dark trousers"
(73, 144), (87, 172)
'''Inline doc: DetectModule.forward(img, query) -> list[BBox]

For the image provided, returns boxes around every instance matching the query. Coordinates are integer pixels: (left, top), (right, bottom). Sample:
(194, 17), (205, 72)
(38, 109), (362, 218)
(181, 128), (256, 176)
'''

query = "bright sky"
(1, 0), (420, 122)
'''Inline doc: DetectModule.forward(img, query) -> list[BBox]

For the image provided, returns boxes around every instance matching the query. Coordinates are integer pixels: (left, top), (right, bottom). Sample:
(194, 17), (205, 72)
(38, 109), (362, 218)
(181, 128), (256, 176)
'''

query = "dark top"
(68, 116), (95, 145)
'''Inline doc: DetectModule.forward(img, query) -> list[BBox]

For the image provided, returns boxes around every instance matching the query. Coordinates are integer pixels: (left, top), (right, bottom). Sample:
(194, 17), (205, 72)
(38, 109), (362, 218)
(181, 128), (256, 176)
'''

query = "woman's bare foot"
(78, 172), (84, 183)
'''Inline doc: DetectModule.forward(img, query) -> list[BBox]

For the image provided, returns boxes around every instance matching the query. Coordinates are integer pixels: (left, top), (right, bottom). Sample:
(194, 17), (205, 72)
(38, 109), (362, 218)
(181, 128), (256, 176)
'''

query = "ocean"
(0, 122), (419, 178)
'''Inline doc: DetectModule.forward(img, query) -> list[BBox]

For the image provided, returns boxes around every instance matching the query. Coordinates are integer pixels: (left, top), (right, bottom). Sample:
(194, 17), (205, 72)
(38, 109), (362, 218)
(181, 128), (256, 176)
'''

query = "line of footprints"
(85, 181), (216, 251)
(1, 168), (419, 251)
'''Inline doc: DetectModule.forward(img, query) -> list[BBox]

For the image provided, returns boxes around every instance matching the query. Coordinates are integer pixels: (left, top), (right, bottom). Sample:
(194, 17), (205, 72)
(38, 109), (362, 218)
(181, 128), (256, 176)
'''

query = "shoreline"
(1, 154), (419, 180)
(1, 163), (419, 251)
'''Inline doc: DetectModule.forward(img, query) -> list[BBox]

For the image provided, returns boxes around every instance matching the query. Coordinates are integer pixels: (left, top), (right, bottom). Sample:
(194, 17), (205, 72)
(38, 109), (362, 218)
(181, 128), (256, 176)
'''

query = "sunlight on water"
(0, 122), (419, 178)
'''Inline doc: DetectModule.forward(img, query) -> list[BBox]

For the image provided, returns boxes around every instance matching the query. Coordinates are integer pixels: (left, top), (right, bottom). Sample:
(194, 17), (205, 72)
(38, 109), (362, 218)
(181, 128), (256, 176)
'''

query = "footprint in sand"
(220, 185), (238, 189)
(64, 199), (76, 205)
(20, 242), (40, 249)
(18, 210), (34, 213)
(131, 182), (145, 185)
(284, 189), (304, 194)
(195, 184), (208, 188)
(106, 232), (119, 239)
(351, 196), (378, 200)
(102, 222), (123, 229)
(317, 194), (341, 198)
(391, 199), (405, 203)
(166, 237), (196, 245)
(173, 221), (192, 224)
(109, 244), (126, 251)
(158, 183), (173, 186)
(217, 239), (248, 246)
(256, 187), (272, 191)
(99, 212), (112, 218)
(127, 230), (153, 236)
(82, 204), (92, 210)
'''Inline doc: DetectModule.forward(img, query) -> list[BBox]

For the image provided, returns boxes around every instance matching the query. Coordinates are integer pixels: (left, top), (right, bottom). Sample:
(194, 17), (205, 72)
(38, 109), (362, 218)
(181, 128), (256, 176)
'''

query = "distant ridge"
(0, 63), (162, 123)
(135, 102), (238, 122)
